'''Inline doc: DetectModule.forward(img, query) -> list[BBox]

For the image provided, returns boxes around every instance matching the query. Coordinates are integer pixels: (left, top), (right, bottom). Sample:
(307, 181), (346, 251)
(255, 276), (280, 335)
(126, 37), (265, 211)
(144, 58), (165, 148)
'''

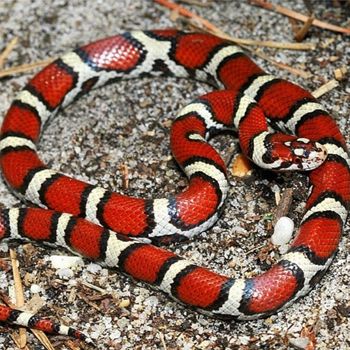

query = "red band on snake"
(0, 29), (349, 342)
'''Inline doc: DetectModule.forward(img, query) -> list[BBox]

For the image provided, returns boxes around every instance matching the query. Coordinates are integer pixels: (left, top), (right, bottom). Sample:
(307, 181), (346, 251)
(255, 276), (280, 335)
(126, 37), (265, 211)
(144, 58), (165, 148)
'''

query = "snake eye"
(303, 150), (310, 158)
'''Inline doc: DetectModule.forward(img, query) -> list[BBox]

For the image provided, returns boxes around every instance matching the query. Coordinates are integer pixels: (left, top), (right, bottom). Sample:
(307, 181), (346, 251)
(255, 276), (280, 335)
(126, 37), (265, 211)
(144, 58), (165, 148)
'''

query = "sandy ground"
(0, 1), (349, 349)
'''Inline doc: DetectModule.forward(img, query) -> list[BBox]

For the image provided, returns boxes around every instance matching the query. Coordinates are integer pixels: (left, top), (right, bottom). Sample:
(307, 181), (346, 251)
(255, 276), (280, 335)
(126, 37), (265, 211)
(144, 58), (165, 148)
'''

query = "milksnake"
(0, 29), (349, 343)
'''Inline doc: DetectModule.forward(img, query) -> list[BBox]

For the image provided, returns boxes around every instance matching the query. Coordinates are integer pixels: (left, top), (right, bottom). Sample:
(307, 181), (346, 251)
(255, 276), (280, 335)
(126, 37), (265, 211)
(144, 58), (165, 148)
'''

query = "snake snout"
(290, 139), (328, 171)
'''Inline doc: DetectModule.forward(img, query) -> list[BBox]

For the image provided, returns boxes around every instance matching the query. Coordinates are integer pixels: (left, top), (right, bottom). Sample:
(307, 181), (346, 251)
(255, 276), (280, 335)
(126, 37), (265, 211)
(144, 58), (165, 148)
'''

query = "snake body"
(0, 30), (348, 342)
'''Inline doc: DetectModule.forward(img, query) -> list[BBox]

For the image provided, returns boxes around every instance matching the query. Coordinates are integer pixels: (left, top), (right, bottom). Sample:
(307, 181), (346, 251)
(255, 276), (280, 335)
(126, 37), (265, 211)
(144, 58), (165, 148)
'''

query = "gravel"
(0, 1), (349, 349)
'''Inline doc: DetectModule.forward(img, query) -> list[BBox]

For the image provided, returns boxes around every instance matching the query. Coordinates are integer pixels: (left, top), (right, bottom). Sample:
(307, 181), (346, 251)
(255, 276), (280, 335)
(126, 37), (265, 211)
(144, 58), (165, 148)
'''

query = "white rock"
(56, 268), (74, 279)
(86, 263), (102, 274)
(144, 296), (158, 307)
(199, 340), (211, 349)
(334, 292), (344, 301)
(271, 184), (280, 193)
(271, 216), (294, 246)
(238, 335), (250, 345)
(289, 336), (310, 349)
(183, 342), (194, 350)
(30, 284), (42, 294)
(0, 243), (9, 253)
(110, 329), (121, 340)
(50, 255), (84, 269)
(117, 317), (129, 329)
(90, 331), (101, 340)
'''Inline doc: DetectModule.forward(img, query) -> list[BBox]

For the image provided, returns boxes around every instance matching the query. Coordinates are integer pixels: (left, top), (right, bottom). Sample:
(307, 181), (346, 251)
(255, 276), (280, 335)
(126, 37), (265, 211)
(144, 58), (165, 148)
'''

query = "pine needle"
(0, 37), (18, 68)
(249, 0), (350, 35)
(0, 57), (55, 79)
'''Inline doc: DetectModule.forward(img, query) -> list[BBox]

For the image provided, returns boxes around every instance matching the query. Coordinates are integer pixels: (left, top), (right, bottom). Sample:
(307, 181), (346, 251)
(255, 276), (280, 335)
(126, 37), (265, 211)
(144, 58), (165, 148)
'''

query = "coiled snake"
(0, 30), (348, 342)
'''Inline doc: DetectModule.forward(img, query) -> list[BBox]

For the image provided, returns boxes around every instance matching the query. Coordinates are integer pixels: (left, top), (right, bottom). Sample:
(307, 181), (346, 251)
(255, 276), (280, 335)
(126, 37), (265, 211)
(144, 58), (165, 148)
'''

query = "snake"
(0, 29), (348, 343)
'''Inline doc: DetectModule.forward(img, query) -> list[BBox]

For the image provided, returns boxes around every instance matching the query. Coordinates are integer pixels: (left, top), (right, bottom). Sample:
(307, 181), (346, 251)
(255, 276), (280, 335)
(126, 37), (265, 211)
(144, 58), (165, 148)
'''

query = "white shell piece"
(50, 255), (84, 269)
(271, 216), (294, 246)
(30, 284), (43, 294)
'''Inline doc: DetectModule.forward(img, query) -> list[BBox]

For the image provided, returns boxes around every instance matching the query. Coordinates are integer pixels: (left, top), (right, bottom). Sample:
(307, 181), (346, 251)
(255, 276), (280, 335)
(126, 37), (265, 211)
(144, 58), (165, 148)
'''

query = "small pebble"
(289, 336), (310, 349)
(87, 263), (102, 274)
(199, 340), (211, 348)
(271, 216), (294, 246)
(56, 268), (74, 279)
(110, 329), (121, 340)
(0, 243), (9, 253)
(30, 284), (42, 294)
(144, 295), (158, 306)
(119, 299), (131, 308)
(238, 335), (250, 345)
(334, 292), (344, 301)
(50, 255), (84, 269)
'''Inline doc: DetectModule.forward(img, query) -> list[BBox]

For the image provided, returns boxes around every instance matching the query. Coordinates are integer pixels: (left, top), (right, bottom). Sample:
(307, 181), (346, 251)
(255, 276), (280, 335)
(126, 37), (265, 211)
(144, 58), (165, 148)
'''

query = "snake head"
(282, 138), (328, 171)
(256, 133), (328, 171)
(251, 132), (328, 171)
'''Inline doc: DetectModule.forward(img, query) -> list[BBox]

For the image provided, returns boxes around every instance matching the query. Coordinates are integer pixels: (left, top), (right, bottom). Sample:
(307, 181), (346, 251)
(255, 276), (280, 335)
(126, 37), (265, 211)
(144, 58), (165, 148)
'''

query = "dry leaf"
(231, 154), (253, 178)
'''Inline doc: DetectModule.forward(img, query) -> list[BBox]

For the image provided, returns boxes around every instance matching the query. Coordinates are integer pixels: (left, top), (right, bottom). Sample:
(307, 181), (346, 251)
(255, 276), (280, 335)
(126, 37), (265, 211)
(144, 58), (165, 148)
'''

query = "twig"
(312, 79), (340, 98)
(334, 66), (348, 81)
(32, 330), (56, 350)
(246, 243), (266, 255)
(154, 0), (218, 32)
(10, 249), (27, 347)
(119, 163), (129, 190)
(0, 37), (18, 68)
(249, 0), (350, 35)
(159, 332), (168, 350)
(0, 292), (16, 308)
(155, 0), (315, 50)
(216, 35), (315, 50)
(294, 14), (315, 42)
(80, 280), (109, 295)
(0, 57), (55, 79)
(9, 333), (31, 350)
(77, 292), (101, 311)
(273, 188), (293, 225)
